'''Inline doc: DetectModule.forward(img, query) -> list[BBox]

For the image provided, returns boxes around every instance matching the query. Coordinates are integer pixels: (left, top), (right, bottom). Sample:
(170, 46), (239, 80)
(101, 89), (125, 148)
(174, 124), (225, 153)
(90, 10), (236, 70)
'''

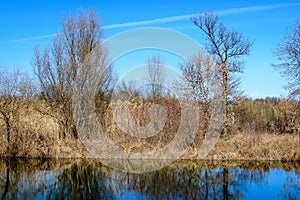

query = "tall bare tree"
(0, 68), (35, 143)
(145, 55), (166, 102)
(32, 9), (114, 139)
(273, 20), (300, 99)
(191, 13), (252, 135)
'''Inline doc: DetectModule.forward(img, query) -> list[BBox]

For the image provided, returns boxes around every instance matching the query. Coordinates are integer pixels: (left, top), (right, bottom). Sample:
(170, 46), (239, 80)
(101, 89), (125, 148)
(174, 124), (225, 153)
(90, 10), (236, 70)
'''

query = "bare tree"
(180, 52), (218, 112)
(115, 80), (140, 100)
(191, 13), (252, 135)
(32, 9), (114, 139)
(0, 68), (36, 143)
(145, 55), (166, 102)
(273, 20), (300, 99)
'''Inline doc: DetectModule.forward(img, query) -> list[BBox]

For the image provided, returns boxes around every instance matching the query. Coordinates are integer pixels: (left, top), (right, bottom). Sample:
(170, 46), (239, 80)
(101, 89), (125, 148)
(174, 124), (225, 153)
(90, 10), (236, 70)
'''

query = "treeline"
(101, 95), (300, 136)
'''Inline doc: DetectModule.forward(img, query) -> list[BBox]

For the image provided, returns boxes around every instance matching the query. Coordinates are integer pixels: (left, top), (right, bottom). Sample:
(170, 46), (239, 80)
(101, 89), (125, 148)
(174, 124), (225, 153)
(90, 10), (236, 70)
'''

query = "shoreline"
(1, 132), (299, 161)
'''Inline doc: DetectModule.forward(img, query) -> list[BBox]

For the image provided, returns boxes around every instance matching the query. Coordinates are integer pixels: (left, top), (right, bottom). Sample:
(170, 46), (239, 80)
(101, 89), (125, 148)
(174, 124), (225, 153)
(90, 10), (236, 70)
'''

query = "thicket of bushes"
(233, 98), (300, 134)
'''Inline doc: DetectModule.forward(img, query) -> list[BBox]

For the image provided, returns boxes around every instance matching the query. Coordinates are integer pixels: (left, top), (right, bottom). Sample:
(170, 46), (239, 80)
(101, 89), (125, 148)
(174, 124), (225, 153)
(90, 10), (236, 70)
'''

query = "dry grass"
(189, 132), (300, 161)
(0, 100), (299, 161)
(0, 106), (88, 158)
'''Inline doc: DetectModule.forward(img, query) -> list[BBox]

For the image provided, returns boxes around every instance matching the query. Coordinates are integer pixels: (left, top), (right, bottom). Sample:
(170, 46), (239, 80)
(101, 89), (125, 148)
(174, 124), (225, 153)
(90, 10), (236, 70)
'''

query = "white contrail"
(217, 2), (300, 15)
(8, 2), (300, 43)
(103, 2), (300, 29)
(8, 34), (56, 43)
(103, 15), (191, 29)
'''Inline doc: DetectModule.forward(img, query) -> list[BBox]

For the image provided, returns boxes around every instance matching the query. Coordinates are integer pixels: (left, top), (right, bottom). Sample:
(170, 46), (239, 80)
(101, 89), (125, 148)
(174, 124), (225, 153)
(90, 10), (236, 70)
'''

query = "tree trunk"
(5, 121), (11, 143)
(222, 64), (229, 136)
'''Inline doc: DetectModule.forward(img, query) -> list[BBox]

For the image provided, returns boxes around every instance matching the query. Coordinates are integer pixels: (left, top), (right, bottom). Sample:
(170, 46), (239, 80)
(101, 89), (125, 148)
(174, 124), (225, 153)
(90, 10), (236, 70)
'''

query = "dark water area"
(0, 159), (299, 200)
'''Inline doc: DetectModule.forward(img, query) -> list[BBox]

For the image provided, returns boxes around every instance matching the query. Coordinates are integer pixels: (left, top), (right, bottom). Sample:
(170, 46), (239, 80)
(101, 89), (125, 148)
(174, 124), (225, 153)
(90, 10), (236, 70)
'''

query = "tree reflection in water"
(0, 159), (299, 199)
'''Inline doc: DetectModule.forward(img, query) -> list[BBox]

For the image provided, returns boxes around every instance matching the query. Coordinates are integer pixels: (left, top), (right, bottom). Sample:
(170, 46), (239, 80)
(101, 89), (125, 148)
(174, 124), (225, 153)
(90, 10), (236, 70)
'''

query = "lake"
(0, 159), (299, 199)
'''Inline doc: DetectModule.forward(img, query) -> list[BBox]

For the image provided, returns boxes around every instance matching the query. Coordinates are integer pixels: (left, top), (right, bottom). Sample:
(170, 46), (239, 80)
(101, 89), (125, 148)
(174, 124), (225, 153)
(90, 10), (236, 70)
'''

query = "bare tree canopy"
(273, 20), (300, 98)
(115, 80), (140, 100)
(0, 67), (36, 143)
(191, 14), (252, 73)
(180, 52), (218, 111)
(145, 55), (166, 101)
(32, 9), (114, 139)
(191, 13), (253, 135)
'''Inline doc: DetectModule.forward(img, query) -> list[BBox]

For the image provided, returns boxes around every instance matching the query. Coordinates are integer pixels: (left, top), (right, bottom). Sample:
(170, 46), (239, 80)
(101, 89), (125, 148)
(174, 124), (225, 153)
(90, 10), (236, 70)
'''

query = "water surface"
(0, 159), (299, 199)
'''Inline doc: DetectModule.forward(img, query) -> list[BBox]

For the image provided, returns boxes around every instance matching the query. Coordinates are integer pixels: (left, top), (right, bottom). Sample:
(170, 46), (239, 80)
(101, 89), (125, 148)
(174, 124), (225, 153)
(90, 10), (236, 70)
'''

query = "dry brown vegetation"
(102, 98), (185, 153)
(0, 103), (88, 158)
(186, 132), (300, 161)
(0, 99), (299, 161)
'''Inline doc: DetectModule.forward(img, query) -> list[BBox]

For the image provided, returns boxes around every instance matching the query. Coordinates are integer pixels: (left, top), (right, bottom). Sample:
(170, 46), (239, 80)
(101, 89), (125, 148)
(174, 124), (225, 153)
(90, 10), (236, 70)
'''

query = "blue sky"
(0, 0), (300, 98)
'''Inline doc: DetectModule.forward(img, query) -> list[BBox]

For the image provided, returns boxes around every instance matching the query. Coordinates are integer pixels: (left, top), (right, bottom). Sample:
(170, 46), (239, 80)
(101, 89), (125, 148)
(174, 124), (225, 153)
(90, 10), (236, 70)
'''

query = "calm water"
(0, 159), (299, 200)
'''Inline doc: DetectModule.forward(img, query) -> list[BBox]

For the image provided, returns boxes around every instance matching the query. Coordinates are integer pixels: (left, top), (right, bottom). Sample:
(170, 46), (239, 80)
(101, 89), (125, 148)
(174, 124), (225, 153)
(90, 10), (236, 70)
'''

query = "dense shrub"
(234, 98), (300, 134)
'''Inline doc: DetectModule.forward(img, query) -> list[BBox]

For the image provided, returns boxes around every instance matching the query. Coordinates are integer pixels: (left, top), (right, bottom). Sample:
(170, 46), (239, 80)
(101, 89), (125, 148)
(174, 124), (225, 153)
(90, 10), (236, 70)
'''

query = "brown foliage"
(0, 104), (88, 158)
(101, 98), (183, 153)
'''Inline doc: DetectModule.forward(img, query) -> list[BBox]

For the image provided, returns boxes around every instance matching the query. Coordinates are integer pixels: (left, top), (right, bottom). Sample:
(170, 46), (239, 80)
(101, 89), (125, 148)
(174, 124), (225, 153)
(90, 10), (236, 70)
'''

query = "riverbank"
(0, 157), (299, 173)
(188, 132), (300, 161)
(0, 131), (299, 161)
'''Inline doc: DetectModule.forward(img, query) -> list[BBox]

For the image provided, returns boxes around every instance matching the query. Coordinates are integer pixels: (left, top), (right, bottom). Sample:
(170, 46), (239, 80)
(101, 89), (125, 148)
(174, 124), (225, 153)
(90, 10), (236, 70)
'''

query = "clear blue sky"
(0, 0), (299, 98)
